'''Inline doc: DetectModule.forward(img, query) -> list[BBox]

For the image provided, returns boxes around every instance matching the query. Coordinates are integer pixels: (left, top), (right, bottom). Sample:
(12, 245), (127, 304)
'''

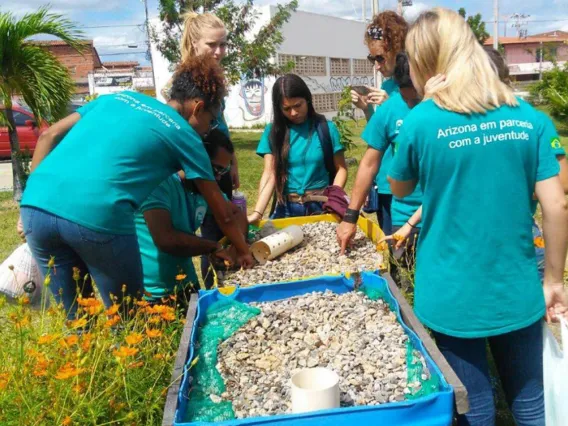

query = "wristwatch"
(343, 208), (360, 224)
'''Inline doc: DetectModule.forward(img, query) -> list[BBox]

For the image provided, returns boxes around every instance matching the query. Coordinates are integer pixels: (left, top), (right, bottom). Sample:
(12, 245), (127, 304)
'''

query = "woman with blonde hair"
(163, 12), (240, 287)
(388, 8), (568, 425)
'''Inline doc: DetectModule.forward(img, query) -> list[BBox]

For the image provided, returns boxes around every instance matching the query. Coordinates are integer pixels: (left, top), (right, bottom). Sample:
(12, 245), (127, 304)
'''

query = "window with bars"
(353, 58), (374, 76)
(278, 54), (327, 76)
(330, 58), (351, 76)
(312, 92), (342, 113)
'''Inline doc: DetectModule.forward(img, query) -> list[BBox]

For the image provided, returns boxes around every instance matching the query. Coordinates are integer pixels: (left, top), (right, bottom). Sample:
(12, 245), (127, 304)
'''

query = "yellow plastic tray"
(217, 214), (387, 290)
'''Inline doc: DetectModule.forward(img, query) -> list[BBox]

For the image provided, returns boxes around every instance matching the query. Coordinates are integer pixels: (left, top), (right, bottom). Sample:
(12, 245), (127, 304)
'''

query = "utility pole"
(142, 0), (157, 95)
(372, 0), (378, 16)
(539, 40), (543, 80)
(493, 0), (499, 50)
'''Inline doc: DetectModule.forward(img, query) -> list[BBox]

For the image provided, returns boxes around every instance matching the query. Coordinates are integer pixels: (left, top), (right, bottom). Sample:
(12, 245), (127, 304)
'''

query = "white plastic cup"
(250, 225), (304, 265)
(290, 368), (340, 414)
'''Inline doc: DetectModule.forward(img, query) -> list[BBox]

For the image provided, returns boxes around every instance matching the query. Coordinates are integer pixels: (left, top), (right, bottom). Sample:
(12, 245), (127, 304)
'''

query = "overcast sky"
(2, 0), (568, 64)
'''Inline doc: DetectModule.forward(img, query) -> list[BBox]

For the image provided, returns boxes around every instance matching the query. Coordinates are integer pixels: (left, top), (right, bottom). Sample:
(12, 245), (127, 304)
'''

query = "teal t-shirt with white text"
(389, 99), (559, 338)
(256, 119), (344, 195)
(364, 78), (400, 194)
(135, 174), (207, 299)
(531, 111), (566, 214)
(21, 92), (214, 234)
(362, 92), (423, 227)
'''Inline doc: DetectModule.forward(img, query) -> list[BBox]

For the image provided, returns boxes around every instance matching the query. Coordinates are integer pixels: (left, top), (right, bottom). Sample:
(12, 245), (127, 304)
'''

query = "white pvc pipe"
(250, 225), (304, 265)
(291, 368), (340, 414)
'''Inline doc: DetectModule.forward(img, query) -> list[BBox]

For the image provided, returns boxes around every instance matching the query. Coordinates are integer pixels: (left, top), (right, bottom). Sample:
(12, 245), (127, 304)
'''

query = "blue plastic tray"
(174, 273), (454, 425)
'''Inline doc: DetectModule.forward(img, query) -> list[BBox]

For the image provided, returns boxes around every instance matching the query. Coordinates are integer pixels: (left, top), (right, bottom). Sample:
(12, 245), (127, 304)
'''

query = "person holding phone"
(352, 11), (408, 235)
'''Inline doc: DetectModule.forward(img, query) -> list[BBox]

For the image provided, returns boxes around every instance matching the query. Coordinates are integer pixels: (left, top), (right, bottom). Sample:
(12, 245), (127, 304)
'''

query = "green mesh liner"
(360, 286), (439, 400)
(185, 299), (261, 422)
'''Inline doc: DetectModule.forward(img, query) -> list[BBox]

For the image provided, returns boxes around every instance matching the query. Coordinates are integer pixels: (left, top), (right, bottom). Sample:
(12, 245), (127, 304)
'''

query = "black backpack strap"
(315, 116), (336, 185)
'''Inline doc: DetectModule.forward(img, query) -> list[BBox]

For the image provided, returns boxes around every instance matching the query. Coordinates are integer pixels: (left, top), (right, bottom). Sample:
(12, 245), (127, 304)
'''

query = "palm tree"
(0, 6), (84, 201)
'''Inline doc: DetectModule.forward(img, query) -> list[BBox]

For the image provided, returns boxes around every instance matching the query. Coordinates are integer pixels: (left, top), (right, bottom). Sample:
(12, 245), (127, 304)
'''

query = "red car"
(0, 105), (48, 158)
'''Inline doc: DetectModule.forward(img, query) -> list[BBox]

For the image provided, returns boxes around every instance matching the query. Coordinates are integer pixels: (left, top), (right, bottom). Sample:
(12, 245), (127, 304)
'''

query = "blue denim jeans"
(433, 320), (544, 426)
(270, 201), (323, 219)
(532, 221), (545, 282)
(200, 213), (224, 289)
(21, 207), (143, 318)
(377, 193), (393, 235)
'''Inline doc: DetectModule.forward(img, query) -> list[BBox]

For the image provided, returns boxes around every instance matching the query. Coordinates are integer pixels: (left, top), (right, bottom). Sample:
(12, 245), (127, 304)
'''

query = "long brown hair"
(270, 74), (323, 202)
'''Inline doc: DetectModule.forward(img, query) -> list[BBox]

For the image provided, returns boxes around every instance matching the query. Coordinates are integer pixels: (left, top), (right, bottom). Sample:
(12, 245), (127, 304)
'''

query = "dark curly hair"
(393, 52), (413, 88)
(486, 48), (511, 86)
(170, 54), (226, 111)
(365, 11), (408, 53)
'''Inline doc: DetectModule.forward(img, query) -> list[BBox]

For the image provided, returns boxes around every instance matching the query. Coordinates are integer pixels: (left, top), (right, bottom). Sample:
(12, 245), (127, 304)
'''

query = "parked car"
(0, 105), (48, 158)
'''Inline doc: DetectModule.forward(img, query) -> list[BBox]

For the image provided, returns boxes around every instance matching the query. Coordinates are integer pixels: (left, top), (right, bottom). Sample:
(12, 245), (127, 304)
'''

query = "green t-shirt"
(365, 78), (400, 194)
(21, 92), (214, 234)
(389, 99), (560, 338)
(256, 119), (344, 195)
(362, 92), (423, 227)
(135, 174), (207, 299)
(530, 111), (567, 214)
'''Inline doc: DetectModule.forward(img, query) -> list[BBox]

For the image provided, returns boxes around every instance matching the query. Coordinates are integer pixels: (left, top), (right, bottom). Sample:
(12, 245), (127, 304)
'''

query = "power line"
(79, 24), (143, 29)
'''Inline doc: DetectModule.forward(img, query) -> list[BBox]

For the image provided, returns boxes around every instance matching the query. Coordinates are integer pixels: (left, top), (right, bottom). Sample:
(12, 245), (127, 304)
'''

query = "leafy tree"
(458, 8), (490, 45)
(531, 62), (568, 123)
(0, 6), (83, 201)
(153, 0), (298, 84)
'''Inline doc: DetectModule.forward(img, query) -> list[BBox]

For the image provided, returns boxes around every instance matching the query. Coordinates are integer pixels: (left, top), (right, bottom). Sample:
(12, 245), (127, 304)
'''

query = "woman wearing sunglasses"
(135, 129), (247, 302)
(353, 11), (408, 236)
(248, 74), (347, 221)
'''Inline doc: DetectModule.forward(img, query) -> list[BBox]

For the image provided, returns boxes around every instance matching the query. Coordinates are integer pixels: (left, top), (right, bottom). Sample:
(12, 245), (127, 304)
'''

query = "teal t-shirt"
(21, 92), (214, 234)
(256, 119), (344, 195)
(389, 99), (560, 338)
(135, 174), (207, 299)
(530, 111), (566, 214)
(362, 92), (423, 227)
(365, 78), (400, 194)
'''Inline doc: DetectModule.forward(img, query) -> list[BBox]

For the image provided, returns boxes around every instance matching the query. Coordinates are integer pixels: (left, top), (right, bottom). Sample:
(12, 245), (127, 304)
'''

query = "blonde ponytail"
(180, 11), (225, 62)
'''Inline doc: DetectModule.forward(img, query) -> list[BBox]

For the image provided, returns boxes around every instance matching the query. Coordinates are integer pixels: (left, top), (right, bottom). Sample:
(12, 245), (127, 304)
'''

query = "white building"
(151, 7), (374, 128)
(88, 67), (155, 96)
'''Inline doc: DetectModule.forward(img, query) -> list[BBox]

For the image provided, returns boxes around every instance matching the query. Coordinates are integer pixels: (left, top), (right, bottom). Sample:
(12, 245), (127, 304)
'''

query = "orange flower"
(113, 346), (139, 358)
(72, 383), (84, 394)
(534, 236), (545, 249)
(376, 241), (388, 251)
(55, 363), (84, 380)
(175, 274), (187, 281)
(33, 365), (49, 377)
(161, 312), (176, 322)
(38, 334), (57, 345)
(70, 318), (87, 329)
(153, 354), (165, 360)
(104, 315), (121, 328)
(125, 333), (144, 346)
(145, 328), (162, 339)
(148, 316), (161, 325)
(81, 333), (93, 352)
(151, 305), (172, 314)
(18, 295), (30, 305)
(0, 373), (10, 390)
(105, 304), (120, 316)
(59, 335), (79, 347)
(127, 361), (144, 369)
(136, 300), (149, 308)
(62, 416), (72, 426)
(393, 234), (405, 242)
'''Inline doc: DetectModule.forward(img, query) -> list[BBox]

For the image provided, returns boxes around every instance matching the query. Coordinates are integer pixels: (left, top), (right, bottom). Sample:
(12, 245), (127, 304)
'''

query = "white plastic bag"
(0, 243), (42, 302)
(543, 318), (568, 426)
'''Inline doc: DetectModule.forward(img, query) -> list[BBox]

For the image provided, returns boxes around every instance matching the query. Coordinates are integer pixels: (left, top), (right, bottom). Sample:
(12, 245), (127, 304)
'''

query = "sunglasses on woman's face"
(367, 54), (386, 64)
(212, 163), (231, 177)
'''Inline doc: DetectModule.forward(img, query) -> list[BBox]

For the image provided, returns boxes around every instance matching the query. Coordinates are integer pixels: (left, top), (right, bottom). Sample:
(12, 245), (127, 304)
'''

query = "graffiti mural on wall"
(239, 76), (268, 121)
(302, 76), (375, 94)
(329, 76), (375, 91)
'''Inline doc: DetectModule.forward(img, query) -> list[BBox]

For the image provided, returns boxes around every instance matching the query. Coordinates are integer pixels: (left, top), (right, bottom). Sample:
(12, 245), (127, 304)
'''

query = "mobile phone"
(351, 85), (371, 96)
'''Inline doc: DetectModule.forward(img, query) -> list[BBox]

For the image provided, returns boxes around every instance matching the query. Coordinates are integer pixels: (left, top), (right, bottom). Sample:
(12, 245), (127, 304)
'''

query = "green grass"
(0, 192), (21, 262)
